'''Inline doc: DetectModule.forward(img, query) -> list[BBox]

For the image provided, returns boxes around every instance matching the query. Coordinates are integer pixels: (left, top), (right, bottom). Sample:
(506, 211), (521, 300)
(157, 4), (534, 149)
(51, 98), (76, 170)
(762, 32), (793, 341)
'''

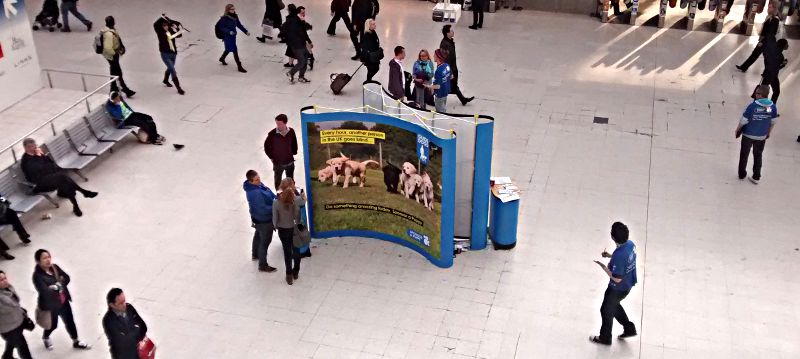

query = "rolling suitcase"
(330, 64), (364, 95)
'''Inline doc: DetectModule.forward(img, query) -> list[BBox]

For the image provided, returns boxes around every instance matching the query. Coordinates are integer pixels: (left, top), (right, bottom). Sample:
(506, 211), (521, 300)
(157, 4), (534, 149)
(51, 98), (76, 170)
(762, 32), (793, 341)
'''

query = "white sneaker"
(748, 176), (760, 185)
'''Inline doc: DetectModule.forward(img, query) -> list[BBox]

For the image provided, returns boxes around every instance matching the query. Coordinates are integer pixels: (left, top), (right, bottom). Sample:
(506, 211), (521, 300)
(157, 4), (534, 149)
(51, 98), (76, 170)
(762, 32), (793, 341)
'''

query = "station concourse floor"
(1, 0), (799, 358)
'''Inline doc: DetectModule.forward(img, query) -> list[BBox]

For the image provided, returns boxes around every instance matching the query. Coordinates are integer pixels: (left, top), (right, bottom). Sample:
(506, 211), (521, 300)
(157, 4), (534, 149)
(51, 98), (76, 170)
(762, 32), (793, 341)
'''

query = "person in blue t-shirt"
(430, 48), (452, 113)
(591, 222), (637, 345)
(736, 84), (778, 185)
(243, 170), (278, 273)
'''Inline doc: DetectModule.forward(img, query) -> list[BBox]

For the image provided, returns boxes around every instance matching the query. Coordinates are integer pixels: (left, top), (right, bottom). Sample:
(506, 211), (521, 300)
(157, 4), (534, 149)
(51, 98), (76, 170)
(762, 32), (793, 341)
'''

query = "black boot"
(0, 251), (13, 260)
(122, 88), (136, 98)
(219, 51), (229, 66)
(173, 76), (185, 95)
(162, 71), (173, 87)
(308, 55), (315, 71)
(234, 53), (247, 73)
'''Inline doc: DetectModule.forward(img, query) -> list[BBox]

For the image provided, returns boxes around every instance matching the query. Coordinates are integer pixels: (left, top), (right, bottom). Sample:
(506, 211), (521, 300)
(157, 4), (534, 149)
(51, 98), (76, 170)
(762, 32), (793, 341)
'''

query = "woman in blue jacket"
(218, 4), (250, 73)
(105, 92), (164, 145)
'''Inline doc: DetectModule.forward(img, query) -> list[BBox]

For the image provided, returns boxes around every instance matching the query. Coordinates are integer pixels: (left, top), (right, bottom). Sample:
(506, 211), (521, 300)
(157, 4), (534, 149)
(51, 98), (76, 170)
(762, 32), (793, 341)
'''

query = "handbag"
(292, 223), (311, 248)
(35, 306), (52, 330)
(22, 315), (36, 332)
(138, 337), (156, 359)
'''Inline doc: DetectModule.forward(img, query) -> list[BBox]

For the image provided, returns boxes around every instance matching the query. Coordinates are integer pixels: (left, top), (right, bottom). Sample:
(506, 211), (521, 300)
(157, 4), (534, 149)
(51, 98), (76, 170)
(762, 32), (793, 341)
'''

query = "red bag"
(138, 337), (156, 359)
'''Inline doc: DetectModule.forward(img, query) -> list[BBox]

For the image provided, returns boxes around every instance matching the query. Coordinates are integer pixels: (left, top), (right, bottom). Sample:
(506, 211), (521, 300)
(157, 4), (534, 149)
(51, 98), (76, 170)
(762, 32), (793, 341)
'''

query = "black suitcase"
(330, 64), (364, 95)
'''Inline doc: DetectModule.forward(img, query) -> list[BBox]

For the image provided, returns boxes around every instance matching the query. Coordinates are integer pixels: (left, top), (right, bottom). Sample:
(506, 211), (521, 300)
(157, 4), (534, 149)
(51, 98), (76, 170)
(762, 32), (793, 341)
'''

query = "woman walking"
(217, 4), (250, 73)
(412, 49), (434, 109)
(257, 0), (283, 42)
(359, 19), (381, 83)
(1, 271), (34, 359)
(272, 178), (306, 285)
(32, 249), (91, 351)
(154, 15), (186, 95)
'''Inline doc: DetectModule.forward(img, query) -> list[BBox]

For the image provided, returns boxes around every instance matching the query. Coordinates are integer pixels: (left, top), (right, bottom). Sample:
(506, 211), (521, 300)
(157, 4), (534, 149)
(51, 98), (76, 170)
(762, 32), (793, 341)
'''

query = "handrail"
(0, 70), (118, 162)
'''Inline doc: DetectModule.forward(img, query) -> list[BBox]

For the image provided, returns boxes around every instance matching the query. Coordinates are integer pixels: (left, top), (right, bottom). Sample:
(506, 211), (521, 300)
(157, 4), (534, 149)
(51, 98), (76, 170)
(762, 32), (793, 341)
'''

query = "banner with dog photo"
(301, 110), (456, 268)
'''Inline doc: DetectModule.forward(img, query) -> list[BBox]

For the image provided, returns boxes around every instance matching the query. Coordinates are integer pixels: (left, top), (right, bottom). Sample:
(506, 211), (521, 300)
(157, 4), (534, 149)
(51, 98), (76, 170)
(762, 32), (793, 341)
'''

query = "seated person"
(0, 194), (31, 260)
(105, 92), (166, 145)
(20, 138), (98, 217)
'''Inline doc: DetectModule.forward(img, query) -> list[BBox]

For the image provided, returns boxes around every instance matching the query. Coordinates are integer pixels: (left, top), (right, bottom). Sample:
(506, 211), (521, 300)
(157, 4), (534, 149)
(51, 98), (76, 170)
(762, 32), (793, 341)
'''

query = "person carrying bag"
(273, 178), (307, 285)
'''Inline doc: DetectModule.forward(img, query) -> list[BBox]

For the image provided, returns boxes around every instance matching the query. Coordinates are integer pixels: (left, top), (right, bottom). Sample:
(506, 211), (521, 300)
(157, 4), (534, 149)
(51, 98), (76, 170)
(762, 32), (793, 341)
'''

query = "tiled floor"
(0, 0), (799, 358)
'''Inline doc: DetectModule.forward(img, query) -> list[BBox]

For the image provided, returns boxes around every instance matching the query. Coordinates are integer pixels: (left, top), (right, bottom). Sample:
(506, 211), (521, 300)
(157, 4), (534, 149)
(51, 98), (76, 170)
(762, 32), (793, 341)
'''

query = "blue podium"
(489, 185), (519, 249)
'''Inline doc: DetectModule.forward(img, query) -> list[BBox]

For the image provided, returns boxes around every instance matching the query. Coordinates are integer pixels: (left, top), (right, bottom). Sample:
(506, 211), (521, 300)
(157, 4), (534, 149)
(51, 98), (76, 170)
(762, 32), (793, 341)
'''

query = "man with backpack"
(97, 16), (135, 98)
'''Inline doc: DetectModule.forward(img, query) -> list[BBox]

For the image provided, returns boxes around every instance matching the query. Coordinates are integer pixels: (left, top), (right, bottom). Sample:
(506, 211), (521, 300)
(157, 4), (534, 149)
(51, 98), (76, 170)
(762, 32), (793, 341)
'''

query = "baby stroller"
(32, 0), (62, 32)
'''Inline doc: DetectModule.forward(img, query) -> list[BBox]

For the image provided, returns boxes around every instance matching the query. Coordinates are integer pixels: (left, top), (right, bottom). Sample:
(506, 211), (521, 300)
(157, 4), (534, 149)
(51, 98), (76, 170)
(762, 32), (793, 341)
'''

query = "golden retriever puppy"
(318, 166), (335, 184)
(420, 172), (434, 211)
(404, 173), (423, 200)
(399, 162), (417, 196)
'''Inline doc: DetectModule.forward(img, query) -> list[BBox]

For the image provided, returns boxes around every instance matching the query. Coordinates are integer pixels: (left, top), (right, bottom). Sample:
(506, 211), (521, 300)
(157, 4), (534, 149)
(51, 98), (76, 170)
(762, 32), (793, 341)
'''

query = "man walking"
(102, 288), (148, 359)
(439, 25), (474, 106)
(60, 0), (92, 32)
(469, 0), (485, 30)
(388, 46), (406, 100)
(590, 222), (637, 346)
(244, 170), (278, 272)
(101, 16), (136, 98)
(736, 84), (778, 185)
(264, 114), (299, 190)
(736, 1), (780, 73)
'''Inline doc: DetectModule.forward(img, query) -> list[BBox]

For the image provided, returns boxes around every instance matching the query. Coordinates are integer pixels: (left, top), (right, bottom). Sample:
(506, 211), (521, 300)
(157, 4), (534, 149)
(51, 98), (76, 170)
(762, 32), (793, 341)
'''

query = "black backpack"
(214, 17), (224, 40)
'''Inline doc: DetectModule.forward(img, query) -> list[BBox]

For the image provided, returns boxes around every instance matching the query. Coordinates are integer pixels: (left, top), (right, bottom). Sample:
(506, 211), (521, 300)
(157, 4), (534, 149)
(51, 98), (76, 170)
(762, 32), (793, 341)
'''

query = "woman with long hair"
(217, 4), (250, 73)
(154, 15), (186, 94)
(32, 249), (91, 351)
(272, 178), (306, 285)
(412, 49), (434, 109)
(359, 18), (381, 83)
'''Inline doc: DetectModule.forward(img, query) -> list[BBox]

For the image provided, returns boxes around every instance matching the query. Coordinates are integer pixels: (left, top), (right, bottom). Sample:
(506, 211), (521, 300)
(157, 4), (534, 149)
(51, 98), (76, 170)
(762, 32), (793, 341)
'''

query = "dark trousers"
(472, 6), (484, 27)
(761, 74), (780, 103)
(352, 21), (366, 55)
(739, 43), (763, 71)
(289, 47), (309, 78)
(220, 51), (243, 67)
(327, 11), (353, 36)
(252, 222), (274, 269)
(43, 301), (79, 340)
(0, 209), (29, 252)
(33, 173), (87, 211)
(1, 324), (33, 359)
(107, 55), (131, 93)
(60, 1), (90, 30)
(450, 72), (469, 103)
(123, 113), (159, 143)
(277, 227), (301, 275)
(273, 162), (295, 190)
(365, 62), (380, 83)
(739, 136), (766, 180)
(599, 287), (636, 343)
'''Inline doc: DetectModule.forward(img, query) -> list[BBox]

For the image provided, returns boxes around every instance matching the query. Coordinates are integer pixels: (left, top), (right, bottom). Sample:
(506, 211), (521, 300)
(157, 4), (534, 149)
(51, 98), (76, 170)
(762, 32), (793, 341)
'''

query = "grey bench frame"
(40, 135), (96, 182)
(0, 166), (59, 214)
(63, 120), (115, 156)
(84, 108), (137, 143)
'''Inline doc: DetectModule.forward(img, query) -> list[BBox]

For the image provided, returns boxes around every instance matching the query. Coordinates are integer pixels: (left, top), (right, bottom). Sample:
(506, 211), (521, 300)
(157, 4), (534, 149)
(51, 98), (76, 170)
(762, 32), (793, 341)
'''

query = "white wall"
(0, 0), (42, 112)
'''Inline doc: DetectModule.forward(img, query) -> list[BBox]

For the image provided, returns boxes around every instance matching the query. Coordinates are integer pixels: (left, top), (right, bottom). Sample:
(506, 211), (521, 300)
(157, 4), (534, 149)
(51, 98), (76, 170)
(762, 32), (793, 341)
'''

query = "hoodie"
(243, 181), (276, 223)
(740, 98), (778, 140)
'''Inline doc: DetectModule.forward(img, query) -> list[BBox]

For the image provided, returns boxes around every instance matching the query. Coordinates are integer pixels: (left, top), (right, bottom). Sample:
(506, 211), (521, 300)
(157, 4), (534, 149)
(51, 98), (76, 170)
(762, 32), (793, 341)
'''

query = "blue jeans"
(60, 2), (90, 30)
(160, 52), (177, 78)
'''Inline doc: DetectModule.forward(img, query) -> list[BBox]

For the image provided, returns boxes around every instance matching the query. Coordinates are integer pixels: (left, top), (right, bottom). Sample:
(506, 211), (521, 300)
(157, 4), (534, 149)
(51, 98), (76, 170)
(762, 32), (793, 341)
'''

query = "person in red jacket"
(264, 114), (299, 190)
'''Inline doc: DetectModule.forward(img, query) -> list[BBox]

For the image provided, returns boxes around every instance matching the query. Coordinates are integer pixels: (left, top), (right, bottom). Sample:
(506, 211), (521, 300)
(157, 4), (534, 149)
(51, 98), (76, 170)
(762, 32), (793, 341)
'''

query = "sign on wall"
(0, 0), (42, 112)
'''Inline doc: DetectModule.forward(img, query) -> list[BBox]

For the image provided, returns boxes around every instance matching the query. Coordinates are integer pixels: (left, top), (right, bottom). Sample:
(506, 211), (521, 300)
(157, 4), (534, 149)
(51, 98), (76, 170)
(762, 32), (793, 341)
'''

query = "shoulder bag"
(293, 223), (311, 248)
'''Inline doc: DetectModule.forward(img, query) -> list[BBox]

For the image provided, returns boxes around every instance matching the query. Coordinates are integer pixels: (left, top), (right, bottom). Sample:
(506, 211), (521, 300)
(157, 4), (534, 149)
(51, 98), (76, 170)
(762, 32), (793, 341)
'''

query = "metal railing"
(0, 69), (117, 163)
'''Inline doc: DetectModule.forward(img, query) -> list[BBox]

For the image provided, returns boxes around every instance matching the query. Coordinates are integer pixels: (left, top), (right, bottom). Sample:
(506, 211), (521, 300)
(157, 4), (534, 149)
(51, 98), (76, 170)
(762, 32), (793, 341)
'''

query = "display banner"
(0, 0), (41, 112)
(301, 109), (456, 268)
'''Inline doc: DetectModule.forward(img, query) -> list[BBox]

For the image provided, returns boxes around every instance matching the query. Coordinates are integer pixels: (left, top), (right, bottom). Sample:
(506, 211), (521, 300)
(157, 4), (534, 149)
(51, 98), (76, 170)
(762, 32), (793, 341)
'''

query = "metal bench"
(0, 167), (51, 213)
(40, 135), (95, 182)
(63, 120), (115, 156)
(7, 163), (59, 209)
(84, 108), (136, 143)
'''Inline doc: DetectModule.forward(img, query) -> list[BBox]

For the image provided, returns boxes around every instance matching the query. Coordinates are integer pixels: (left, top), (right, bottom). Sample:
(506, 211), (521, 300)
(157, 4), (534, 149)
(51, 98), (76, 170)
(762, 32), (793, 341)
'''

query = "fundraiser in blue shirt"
(433, 64), (451, 99)
(740, 98), (778, 140)
(608, 240), (637, 291)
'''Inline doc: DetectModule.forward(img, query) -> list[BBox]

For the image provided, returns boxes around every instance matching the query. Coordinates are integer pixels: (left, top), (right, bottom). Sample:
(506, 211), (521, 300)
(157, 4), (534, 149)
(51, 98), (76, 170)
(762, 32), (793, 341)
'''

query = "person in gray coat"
(273, 177), (306, 285)
(0, 270), (34, 359)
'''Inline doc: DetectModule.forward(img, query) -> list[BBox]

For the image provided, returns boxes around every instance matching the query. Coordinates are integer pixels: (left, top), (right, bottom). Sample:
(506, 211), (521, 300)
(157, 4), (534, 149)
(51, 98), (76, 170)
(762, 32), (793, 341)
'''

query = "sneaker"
(460, 96), (475, 106)
(158, 135), (167, 143)
(73, 341), (92, 350)
(0, 252), (14, 260)
(286, 71), (295, 84)
(735, 65), (746, 72)
(256, 36), (266, 43)
(298, 77), (310, 83)
(748, 176), (759, 185)
(618, 332), (637, 339)
(259, 265), (277, 273)
(44, 338), (54, 350)
(468, 25), (478, 30)
(283, 62), (294, 68)
(20, 235), (32, 245)
(83, 191), (98, 198)
(589, 336), (611, 346)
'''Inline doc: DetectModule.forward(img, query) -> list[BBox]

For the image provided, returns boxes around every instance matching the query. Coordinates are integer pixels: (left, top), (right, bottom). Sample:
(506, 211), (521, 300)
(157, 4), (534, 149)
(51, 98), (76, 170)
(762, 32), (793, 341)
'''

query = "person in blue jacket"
(591, 222), (637, 345)
(736, 84), (778, 185)
(218, 4), (250, 73)
(105, 92), (164, 145)
(244, 170), (278, 272)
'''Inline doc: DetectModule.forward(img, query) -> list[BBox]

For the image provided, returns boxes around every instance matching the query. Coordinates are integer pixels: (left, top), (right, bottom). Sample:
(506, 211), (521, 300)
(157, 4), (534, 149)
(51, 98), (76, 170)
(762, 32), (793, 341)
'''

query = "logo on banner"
(407, 229), (430, 247)
(4, 0), (19, 19)
(11, 37), (25, 50)
(417, 135), (430, 166)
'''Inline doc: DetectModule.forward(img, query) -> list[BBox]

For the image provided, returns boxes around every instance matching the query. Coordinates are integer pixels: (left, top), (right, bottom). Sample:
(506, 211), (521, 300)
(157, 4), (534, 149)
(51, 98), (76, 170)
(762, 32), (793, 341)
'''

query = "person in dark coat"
(760, 36), (781, 104)
(218, 4), (250, 73)
(32, 249), (91, 351)
(469, 0), (485, 30)
(20, 138), (98, 217)
(350, 0), (379, 60)
(388, 46), (406, 100)
(327, 0), (353, 36)
(737, 1), (780, 73)
(264, 114), (299, 190)
(0, 271), (34, 359)
(283, 5), (313, 84)
(154, 16), (186, 95)
(102, 288), (148, 359)
(257, 0), (283, 42)
(439, 25), (474, 106)
(360, 19), (381, 83)
(0, 196), (31, 260)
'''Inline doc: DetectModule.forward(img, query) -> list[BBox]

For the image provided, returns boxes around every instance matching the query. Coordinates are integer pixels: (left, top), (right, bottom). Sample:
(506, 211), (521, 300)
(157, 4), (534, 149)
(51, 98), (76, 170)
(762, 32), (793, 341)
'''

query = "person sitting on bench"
(105, 92), (165, 145)
(20, 138), (98, 217)
(0, 194), (31, 260)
